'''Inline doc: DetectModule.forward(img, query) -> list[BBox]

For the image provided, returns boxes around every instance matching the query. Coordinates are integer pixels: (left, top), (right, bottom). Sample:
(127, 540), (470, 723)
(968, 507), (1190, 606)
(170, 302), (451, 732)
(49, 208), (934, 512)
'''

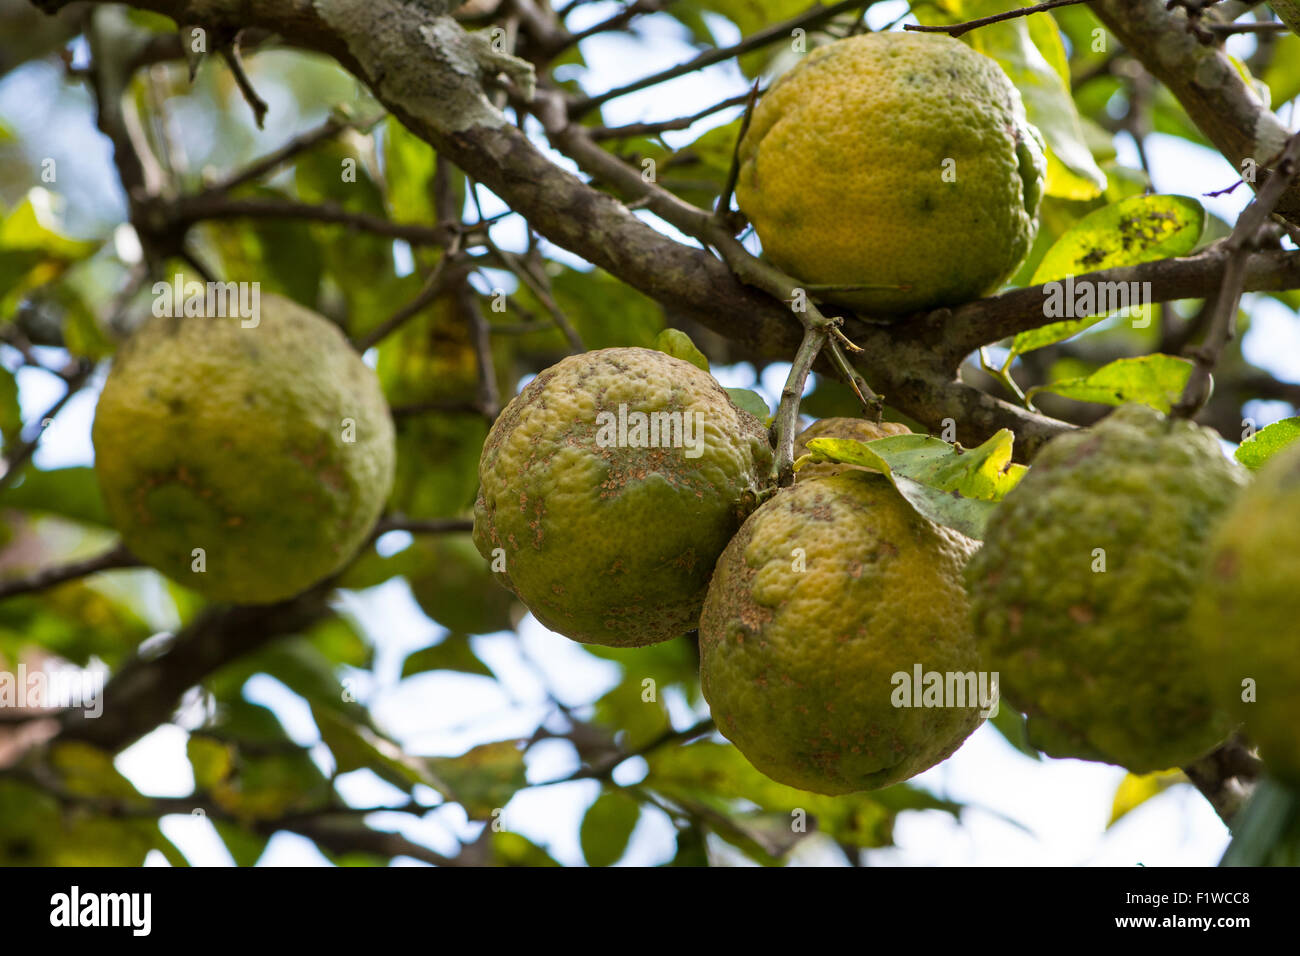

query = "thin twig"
(204, 112), (385, 194)
(569, 0), (875, 117)
(904, 0), (1088, 38)
(1204, 21), (1291, 35)
(174, 194), (468, 248)
(352, 241), (462, 352)
(556, 0), (669, 53)
(587, 91), (753, 141)
(0, 360), (95, 494)
(486, 241), (584, 352)
(0, 545), (140, 601)
(1172, 131), (1300, 419)
(714, 80), (760, 224)
(220, 35), (268, 128)
(772, 326), (828, 486)
(456, 280), (502, 419)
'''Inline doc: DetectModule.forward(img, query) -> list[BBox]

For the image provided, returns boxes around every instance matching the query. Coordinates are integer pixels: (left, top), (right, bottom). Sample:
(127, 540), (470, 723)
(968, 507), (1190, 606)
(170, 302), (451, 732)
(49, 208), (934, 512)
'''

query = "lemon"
(1192, 441), (1300, 785)
(92, 295), (395, 603)
(967, 405), (1246, 773)
(473, 347), (773, 647)
(700, 472), (983, 794)
(736, 31), (1045, 314)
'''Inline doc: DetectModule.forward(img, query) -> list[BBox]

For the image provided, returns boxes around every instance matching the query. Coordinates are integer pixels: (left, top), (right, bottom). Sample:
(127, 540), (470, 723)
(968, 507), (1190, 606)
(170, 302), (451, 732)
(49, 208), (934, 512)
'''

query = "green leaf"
(1235, 417), (1300, 471)
(1008, 195), (1205, 357)
(653, 328), (709, 371)
(311, 704), (445, 794)
(1263, 33), (1300, 109)
(1221, 777), (1300, 866)
(492, 830), (561, 866)
(593, 673), (672, 750)
(428, 740), (528, 820)
(724, 387), (770, 422)
(1108, 770), (1184, 829)
(212, 820), (270, 867)
(579, 789), (641, 867)
(383, 116), (444, 224)
(250, 638), (370, 724)
(0, 189), (101, 313)
(401, 633), (494, 679)
(801, 429), (1027, 539)
(187, 735), (235, 791)
(1030, 194), (1205, 285)
(308, 614), (371, 669)
(1026, 354), (1193, 414)
(0, 466), (111, 527)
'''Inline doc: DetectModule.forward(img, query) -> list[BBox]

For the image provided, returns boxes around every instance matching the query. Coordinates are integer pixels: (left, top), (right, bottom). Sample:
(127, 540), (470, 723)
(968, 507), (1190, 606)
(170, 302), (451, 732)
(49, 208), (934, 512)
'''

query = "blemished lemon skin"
(473, 347), (773, 647)
(700, 472), (984, 795)
(967, 405), (1247, 773)
(1192, 440), (1300, 785)
(735, 31), (1045, 315)
(92, 294), (395, 604)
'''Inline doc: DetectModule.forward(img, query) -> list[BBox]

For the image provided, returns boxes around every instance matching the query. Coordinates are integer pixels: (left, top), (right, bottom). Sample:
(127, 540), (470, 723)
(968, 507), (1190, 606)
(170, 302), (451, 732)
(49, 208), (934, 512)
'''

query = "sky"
(1, 1), (1296, 866)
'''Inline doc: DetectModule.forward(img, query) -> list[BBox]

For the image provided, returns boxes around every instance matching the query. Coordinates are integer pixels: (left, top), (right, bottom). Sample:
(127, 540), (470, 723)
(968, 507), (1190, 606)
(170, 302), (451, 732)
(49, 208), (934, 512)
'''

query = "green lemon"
(92, 294), (395, 604)
(736, 31), (1045, 314)
(967, 405), (1246, 773)
(1192, 441), (1300, 785)
(473, 347), (773, 647)
(700, 472), (984, 794)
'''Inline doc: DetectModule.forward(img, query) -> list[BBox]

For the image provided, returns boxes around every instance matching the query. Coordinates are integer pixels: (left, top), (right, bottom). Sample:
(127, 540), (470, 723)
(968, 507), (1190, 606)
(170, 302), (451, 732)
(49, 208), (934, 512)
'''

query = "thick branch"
(931, 248), (1300, 368)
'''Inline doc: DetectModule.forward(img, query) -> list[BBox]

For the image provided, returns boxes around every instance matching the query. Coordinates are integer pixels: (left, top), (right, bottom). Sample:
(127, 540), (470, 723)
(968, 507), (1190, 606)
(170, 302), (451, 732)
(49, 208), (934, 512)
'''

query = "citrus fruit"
(967, 404), (1246, 773)
(409, 532), (519, 634)
(472, 347), (773, 647)
(735, 31), (1045, 314)
(92, 294), (395, 604)
(794, 416), (911, 480)
(1192, 440), (1300, 785)
(699, 472), (984, 794)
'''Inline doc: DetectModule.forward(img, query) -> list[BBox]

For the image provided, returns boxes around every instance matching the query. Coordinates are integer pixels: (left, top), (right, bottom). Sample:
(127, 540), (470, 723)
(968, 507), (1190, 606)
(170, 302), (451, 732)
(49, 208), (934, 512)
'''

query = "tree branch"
(0, 544), (139, 600)
(56, 583), (334, 751)
(1089, 0), (1300, 224)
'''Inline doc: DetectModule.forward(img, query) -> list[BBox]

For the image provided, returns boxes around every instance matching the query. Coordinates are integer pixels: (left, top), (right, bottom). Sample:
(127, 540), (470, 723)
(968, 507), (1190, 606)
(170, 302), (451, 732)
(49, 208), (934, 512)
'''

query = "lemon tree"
(92, 295), (395, 604)
(473, 347), (773, 647)
(699, 472), (983, 794)
(736, 32), (1045, 314)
